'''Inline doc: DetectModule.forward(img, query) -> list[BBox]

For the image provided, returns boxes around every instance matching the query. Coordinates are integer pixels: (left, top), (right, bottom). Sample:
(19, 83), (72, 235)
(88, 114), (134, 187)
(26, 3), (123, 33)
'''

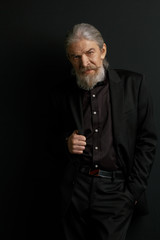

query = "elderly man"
(49, 23), (157, 240)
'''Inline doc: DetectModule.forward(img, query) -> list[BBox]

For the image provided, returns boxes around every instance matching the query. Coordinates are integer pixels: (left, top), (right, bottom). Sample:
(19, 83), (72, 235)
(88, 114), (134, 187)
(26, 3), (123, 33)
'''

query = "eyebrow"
(87, 48), (95, 52)
(70, 48), (95, 57)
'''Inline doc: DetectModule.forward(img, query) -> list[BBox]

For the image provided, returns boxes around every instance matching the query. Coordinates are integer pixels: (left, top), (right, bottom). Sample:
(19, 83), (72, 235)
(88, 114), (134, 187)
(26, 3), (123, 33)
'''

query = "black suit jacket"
(49, 68), (157, 216)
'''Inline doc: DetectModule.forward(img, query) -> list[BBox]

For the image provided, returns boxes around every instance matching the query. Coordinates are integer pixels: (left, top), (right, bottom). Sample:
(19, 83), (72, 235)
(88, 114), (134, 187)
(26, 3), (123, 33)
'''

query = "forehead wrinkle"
(68, 39), (98, 55)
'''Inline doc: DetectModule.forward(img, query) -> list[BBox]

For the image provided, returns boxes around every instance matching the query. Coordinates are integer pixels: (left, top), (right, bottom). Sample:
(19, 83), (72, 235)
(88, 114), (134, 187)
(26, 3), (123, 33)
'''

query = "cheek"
(71, 62), (79, 70)
(91, 56), (103, 67)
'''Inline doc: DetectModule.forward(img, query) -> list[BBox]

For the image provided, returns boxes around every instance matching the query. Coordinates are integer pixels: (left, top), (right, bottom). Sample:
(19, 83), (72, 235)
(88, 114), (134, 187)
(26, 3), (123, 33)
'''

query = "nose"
(81, 54), (89, 67)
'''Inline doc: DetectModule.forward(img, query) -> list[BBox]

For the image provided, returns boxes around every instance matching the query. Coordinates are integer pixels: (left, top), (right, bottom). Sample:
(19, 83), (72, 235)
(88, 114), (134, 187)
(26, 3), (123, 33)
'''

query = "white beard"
(75, 65), (105, 90)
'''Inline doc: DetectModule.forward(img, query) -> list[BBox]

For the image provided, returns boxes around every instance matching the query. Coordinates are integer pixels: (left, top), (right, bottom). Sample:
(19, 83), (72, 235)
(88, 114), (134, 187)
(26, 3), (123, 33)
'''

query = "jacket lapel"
(108, 69), (124, 142)
(68, 85), (84, 135)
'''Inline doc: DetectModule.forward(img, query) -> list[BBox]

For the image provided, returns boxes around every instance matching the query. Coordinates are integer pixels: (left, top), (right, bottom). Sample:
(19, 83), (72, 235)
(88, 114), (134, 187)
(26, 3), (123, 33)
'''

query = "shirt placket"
(90, 89), (100, 166)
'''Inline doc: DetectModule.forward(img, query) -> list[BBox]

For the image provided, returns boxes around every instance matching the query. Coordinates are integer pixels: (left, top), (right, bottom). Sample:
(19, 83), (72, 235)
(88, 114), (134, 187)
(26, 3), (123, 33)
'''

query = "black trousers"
(61, 171), (135, 240)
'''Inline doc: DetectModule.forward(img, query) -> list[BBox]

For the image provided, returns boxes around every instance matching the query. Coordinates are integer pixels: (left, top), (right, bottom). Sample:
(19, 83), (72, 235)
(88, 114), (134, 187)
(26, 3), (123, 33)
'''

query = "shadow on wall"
(0, 40), (68, 238)
(21, 41), (70, 237)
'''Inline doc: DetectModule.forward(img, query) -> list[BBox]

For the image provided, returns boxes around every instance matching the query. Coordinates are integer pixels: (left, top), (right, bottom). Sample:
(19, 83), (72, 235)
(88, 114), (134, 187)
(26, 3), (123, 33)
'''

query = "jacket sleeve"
(127, 75), (157, 201)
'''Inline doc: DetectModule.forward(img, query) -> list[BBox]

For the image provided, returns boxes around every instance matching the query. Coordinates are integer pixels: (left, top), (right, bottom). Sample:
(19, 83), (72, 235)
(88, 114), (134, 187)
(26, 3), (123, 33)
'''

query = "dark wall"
(0, 0), (160, 239)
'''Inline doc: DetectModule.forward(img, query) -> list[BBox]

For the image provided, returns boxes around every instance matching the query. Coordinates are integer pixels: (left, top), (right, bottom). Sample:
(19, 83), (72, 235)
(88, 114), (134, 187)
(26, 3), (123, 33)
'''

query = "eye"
(72, 55), (81, 61)
(87, 49), (95, 56)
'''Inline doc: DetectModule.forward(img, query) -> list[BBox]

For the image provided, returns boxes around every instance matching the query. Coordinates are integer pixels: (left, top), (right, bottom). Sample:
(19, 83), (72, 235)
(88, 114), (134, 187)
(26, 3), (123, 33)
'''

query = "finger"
(72, 139), (86, 146)
(70, 144), (85, 154)
(73, 130), (79, 134)
(77, 136), (86, 142)
(69, 147), (84, 154)
(72, 145), (85, 151)
(72, 146), (85, 154)
(73, 130), (86, 142)
(72, 150), (84, 154)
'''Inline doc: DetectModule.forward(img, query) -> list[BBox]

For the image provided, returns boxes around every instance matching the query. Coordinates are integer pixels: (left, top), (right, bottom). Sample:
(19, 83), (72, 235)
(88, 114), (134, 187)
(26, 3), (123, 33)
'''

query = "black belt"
(79, 166), (124, 180)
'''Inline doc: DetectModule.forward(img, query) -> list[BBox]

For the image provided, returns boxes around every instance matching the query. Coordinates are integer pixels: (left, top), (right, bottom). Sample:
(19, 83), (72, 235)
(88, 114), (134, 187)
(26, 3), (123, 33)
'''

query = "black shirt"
(80, 73), (119, 171)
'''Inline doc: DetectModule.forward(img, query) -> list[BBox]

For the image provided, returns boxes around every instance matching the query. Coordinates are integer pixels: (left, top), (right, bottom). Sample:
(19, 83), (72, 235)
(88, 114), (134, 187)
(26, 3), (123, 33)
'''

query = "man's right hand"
(67, 130), (86, 154)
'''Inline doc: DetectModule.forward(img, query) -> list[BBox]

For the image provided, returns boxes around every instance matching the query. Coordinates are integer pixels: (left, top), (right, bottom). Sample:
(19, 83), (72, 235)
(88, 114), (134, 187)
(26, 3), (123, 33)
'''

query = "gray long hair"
(65, 23), (109, 69)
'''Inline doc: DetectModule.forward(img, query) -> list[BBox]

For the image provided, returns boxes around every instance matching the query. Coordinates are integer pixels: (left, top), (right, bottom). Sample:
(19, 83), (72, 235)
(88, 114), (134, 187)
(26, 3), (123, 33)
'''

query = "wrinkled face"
(67, 39), (107, 77)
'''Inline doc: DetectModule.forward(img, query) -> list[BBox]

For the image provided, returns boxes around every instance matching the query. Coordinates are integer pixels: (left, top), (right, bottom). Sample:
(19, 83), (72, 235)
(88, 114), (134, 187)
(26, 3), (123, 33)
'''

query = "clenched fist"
(67, 130), (86, 154)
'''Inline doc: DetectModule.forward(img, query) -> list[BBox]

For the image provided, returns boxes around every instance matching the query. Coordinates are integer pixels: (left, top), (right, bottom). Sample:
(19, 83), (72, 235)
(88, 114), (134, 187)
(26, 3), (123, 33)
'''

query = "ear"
(66, 52), (71, 61)
(101, 43), (107, 60)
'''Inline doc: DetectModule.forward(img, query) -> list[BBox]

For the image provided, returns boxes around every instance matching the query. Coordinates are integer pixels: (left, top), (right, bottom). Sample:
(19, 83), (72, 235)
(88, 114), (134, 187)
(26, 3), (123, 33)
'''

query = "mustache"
(80, 66), (100, 73)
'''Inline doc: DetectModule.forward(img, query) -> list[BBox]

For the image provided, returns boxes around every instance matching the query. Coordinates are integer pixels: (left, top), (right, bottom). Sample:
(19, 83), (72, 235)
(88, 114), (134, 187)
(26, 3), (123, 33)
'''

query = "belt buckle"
(89, 168), (99, 176)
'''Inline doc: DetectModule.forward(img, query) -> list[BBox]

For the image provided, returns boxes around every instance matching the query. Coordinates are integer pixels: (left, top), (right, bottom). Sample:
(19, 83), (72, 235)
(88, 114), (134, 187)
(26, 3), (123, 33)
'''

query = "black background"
(0, 0), (160, 239)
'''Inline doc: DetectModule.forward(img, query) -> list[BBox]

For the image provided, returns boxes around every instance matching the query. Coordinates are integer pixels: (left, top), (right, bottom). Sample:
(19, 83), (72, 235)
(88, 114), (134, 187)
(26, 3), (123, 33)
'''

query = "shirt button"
(95, 146), (98, 150)
(95, 164), (99, 168)
(93, 111), (97, 115)
(92, 94), (96, 98)
(95, 129), (99, 133)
